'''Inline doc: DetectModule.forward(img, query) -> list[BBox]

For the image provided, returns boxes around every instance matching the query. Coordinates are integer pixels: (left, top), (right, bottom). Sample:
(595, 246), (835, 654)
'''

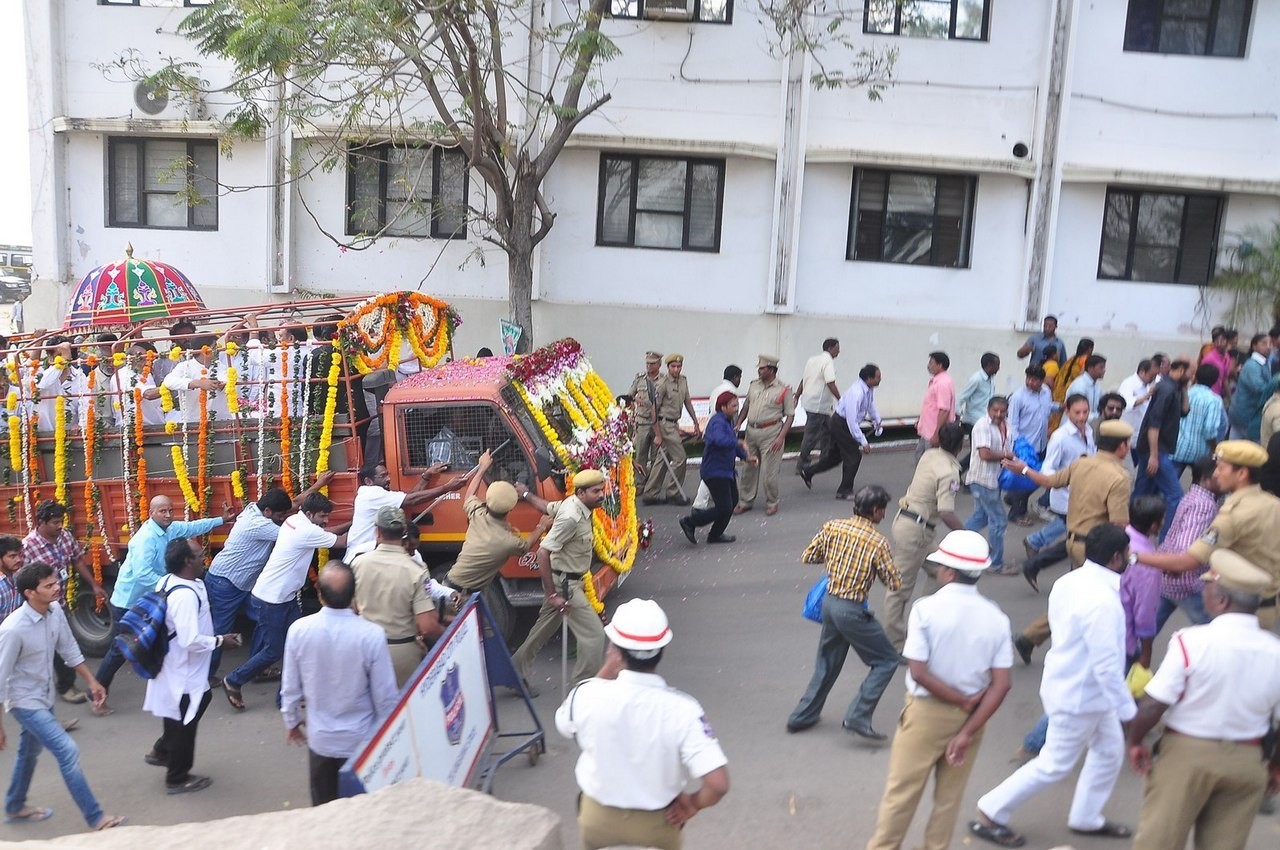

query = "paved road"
(5, 447), (1278, 849)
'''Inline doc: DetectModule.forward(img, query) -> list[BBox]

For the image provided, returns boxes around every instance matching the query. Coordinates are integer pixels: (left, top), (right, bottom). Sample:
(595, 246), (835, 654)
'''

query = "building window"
(107, 138), (218, 230)
(864, 0), (990, 40)
(346, 144), (469, 239)
(848, 169), (976, 267)
(1098, 188), (1223, 285)
(609, 0), (731, 24)
(1124, 0), (1253, 57)
(596, 154), (725, 252)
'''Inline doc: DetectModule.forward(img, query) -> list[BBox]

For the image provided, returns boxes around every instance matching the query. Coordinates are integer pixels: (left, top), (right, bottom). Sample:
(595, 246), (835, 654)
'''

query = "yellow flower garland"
(513, 381), (573, 467)
(170, 445), (199, 511)
(230, 470), (245, 500)
(53, 396), (68, 506)
(225, 366), (240, 414)
(158, 385), (175, 413)
(581, 571), (604, 613)
(314, 347), (343, 568)
(7, 393), (20, 472)
(566, 378), (603, 429)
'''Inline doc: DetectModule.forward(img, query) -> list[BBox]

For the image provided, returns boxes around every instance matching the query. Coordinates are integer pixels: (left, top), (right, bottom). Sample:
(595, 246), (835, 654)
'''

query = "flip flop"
(5, 807), (53, 824)
(968, 819), (1026, 848)
(1070, 821), (1132, 839)
(166, 775), (213, 795)
(222, 679), (245, 710)
(92, 814), (126, 831)
(765, 505), (778, 516)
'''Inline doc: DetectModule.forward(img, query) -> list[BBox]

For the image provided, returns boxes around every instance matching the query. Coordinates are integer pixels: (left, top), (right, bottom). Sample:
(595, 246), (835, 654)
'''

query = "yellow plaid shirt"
(801, 516), (901, 602)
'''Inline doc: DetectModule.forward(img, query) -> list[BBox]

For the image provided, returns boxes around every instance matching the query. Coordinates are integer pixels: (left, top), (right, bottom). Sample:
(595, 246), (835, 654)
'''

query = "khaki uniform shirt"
(1261, 396), (1280, 445)
(655, 374), (690, 422)
(1041, 451), (1131, 537)
(899, 448), (962, 522)
(743, 377), (795, 427)
(629, 372), (661, 426)
(447, 496), (530, 590)
(1188, 484), (1280, 597)
(352, 543), (432, 641)
(542, 496), (595, 576)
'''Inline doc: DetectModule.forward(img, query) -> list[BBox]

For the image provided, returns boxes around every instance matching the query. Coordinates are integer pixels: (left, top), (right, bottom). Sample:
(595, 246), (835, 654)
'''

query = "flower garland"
(225, 366), (240, 414)
(314, 344), (342, 567)
(158, 384), (175, 413)
(80, 369), (105, 606)
(117, 365), (136, 532)
(197, 370), (210, 515)
(279, 342), (294, 497)
(135, 351), (155, 520)
(256, 360), (269, 499)
(6, 392), (20, 472)
(53, 395), (68, 507)
(171, 445), (200, 511)
(581, 570), (604, 614)
(20, 361), (36, 528)
(337, 292), (456, 374)
(230, 469), (245, 500)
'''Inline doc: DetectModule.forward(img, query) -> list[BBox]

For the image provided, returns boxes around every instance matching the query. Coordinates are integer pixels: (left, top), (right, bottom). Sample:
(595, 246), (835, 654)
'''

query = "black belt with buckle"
(897, 509), (936, 530)
(387, 635), (418, 645)
(553, 571), (584, 580)
(659, 416), (680, 423)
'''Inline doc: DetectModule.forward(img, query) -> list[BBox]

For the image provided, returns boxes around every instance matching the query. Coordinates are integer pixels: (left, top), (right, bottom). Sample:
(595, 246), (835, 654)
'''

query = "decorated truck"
(1, 287), (639, 652)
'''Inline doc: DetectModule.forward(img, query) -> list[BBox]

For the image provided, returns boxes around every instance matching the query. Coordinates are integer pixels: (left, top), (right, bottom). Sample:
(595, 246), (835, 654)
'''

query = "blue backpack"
(112, 581), (198, 680)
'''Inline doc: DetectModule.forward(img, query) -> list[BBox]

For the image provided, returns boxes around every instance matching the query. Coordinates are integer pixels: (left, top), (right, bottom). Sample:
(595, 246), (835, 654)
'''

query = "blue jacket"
(1229, 356), (1277, 440)
(701, 412), (746, 480)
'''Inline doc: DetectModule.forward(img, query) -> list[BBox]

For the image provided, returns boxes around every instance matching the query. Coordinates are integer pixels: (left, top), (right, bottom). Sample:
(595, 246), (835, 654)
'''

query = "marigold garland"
(7, 394), (20, 472)
(581, 570), (604, 614)
(81, 371), (105, 606)
(170, 445), (199, 511)
(230, 469), (245, 500)
(225, 366), (240, 414)
(53, 395), (68, 507)
(158, 384), (175, 412)
(197, 371), (210, 514)
(337, 292), (456, 374)
(314, 344), (342, 567)
(279, 343), (294, 497)
(134, 384), (148, 521)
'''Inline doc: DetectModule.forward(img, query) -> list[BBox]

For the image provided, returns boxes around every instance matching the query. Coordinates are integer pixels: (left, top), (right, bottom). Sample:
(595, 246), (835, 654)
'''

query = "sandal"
(222, 679), (245, 710)
(5, 807), (53, 824)
(1070, 821), (1132, 839)
(166, 775), (212, 795)
(968, 819), (1026, 848)
(251, 667), (282, 683)
(92, 814), (126, 831)
(765, 505), (778, 516)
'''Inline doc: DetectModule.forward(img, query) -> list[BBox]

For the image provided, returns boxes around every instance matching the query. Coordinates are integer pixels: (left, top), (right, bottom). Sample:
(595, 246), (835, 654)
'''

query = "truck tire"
(482, 582), (515, 646)
(68, 589), (115, 658)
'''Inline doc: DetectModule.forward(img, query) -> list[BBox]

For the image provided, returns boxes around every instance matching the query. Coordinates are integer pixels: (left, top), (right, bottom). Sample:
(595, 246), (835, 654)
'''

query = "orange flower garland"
(338, 292), (456, 374)
(279, 342), (294, 496)
(197, 369), (210, 515)
(81, 369), (104, 598)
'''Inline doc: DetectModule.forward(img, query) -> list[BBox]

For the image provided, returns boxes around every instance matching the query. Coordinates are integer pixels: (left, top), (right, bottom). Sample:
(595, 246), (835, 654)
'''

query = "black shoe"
(1013, 635), (1034, 666)
(785, 719), (817, 733)
(143, 750), (167, 767)
(678, 516), (697, 545)
(707, 534), (735, 544)
(842, 720), (887, 741)
(668, 496), (690, 507)
(800, 469), (813, 490)
(1023, 539), (1037, 559)
(1022, 563), (1041, 593)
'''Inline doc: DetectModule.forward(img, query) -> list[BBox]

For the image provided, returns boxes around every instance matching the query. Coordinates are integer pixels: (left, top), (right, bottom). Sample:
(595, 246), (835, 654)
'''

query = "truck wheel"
(68, 590), (115, 658)
(482, 582), (515, 646)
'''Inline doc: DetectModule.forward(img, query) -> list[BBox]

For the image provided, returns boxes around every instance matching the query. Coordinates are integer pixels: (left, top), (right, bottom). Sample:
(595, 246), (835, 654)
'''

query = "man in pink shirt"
(916, 352), (957, 463)
(1199, 327), (1234, 397)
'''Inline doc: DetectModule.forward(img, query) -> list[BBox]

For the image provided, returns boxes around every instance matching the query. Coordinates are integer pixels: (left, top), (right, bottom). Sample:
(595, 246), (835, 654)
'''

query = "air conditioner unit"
(644, 0), (696, 21)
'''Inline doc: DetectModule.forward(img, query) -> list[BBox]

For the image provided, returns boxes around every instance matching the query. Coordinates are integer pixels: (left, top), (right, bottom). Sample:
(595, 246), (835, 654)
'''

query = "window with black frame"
(848, 169), (976, 268)
(1098, 188), (1223, 285)
(864, 0), (990, 40)
(400, 404), (532, 484)
(596, 154), (725, 252)
(609, 0), (731, 23)
(107, 137), (218, 230)
(347, 144), (468, 239)
(1123, 0), (1253, 57)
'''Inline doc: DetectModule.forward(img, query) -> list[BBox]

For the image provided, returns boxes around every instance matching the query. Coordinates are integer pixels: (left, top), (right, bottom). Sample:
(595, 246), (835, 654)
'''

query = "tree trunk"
(506, 176), (538, 354)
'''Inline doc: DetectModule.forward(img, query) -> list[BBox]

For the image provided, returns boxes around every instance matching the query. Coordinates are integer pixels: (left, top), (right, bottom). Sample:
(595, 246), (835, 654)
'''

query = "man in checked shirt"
(1153, 455), (1221, 634)
(786, 485), (902, 740)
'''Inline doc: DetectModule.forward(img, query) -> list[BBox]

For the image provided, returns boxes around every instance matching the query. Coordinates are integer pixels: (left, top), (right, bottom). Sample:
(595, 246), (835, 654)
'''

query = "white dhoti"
(977, 709), (1124, 832)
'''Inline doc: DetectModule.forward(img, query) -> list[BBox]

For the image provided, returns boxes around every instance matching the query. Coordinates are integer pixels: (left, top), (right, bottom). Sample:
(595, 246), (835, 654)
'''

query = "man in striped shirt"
(786, 485), (902, 740)
(1154, 455), (1220, 634)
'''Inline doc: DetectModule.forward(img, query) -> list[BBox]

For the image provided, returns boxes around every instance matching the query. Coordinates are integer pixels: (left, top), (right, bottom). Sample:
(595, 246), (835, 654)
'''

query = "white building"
(23, 0), (1280, 414)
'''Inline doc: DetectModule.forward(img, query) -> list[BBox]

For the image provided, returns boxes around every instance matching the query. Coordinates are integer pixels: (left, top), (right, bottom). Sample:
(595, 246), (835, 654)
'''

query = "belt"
(659, 416), (681, 423)
(897, 509), (936, 530)
(1066, 532), (1083, 543)
(1260, 595), (1277, 609)
(1165, 728), (1262, 746)
(749, 418), (781, 429)
(444, 578), (481, 597)
(387, 635), (418, 645)
(552, 570), (584, 580)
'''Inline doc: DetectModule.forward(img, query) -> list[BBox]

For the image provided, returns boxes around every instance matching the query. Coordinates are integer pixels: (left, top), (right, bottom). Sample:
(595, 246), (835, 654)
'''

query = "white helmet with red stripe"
(926, 530), (994, 575)
(605, 599), (673, 657)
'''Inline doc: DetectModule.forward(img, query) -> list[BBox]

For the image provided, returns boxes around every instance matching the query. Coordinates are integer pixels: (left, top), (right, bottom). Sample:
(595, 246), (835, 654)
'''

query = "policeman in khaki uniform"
(643, 353), (701, 506)
(1136, 439), (1280, 630)
(734, 355), (795, 516)
(882, 421), (966, 651)
(1126, 550), (1280, 850)
(629, 351), (663, 494)
(445, 449), (553, 596)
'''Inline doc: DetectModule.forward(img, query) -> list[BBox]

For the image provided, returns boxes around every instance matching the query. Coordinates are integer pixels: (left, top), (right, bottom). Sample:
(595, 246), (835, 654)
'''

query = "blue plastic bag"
(998, 435), (1042, 493)
(802, 576), (827, 623)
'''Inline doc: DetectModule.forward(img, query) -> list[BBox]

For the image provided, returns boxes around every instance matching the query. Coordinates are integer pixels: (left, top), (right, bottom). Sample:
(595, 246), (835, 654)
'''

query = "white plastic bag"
(692, 480), (712, 511)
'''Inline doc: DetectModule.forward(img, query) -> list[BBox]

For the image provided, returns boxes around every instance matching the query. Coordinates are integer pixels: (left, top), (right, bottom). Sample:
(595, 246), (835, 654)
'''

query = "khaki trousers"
(579, 794), (681, 850)
(1022, 543), (1087, 646)
(866, 694), (985, 850)
(738, 422), (784, 508)
(1132, 732), (1267, 850)
(387, 640), (425, 687)
(511, 576), (606, 685)
(883, 517), (939, 651)
(632, 420), (656, 492)
(643, 421), (687, 501)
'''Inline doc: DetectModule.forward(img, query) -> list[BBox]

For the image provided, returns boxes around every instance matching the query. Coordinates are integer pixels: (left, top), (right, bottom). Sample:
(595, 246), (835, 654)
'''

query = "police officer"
(629, 351), (663, 495)
(734, 355), (795, 516)
(1126, 550), (1280, 850)
(556, 599), (730, 850)
(1136, 439), (1280, 630)
(881, 421), (965, 651)
(643, 353), (701, 506)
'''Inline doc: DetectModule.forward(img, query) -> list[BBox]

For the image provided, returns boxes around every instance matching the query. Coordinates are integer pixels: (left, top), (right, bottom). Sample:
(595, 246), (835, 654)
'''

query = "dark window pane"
(1160, 19), (1209, 54)
(636, 159), (687, 212)
(1211, 0), (1249, 56)
(1133, 246), (1179, 282)
(1165, 0), (1211, 14)
(1124, 0), (1161, 51)
(932, 176), (970, 267)
(1177, 196), (1221, 284)
(112, 142), (139, 224)
(349, 152), (382, 234)
(191, 143), (218, 227)
(436, 149), (467, 237)
(1135, 193), (1185, 249)
(1099, 191), (1134, 278)
(852, 171), (887, 260)
(599, 158), (633, 244)
(884, 173), (937, 261)
(688, 163), (720, 249)
(144, 140), (186, 192)
(387, 148), (431, 204)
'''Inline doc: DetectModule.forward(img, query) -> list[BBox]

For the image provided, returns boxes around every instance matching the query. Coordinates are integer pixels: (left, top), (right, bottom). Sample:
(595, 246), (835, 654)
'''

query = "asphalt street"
(3, 447), (1278, 849)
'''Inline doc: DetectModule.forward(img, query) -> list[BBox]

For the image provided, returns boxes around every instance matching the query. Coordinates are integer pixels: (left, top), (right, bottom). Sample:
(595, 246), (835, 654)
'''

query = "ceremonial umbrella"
(64, 243), (205, 330)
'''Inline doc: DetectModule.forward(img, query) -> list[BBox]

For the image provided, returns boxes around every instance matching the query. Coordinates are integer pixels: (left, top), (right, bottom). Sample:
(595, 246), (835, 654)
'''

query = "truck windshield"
(399, 403), (532, 486)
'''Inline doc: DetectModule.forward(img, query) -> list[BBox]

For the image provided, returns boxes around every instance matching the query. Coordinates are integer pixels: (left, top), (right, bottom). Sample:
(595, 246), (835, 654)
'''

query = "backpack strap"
(159, 579), (202, 641)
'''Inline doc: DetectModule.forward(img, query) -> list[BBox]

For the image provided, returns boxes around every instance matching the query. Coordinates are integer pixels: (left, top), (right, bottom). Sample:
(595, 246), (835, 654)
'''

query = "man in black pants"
(681, 392), (754, 544)
(801, 364), (884, 499)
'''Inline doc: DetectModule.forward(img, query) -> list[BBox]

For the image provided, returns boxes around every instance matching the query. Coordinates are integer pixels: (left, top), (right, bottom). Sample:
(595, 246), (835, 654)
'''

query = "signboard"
(348, 602), (495, 793)
(500, 320), (522, 356)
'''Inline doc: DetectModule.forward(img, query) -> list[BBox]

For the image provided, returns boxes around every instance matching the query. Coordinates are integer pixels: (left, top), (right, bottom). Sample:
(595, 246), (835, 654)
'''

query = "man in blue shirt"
(94, 495), (233, 708)
(1007, 366), (1058, 526)
(1228, 333), (1276, 440)
(1017, 316), (1068, 368)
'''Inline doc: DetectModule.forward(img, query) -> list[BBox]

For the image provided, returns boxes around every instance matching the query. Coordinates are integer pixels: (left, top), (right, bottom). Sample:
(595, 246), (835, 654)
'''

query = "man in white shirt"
(867, 530), (1012, 850)
(1021, 393), (1096, 592)
(34, 337), (87, 432)
(556, 599), (729, 850)
(955, 353), (1000, 477)
(143, 538), (242, 795)
(281, 562), (398, 806)
(795, 338), (840, 473)
(1126, 550), (1280, 850)
(162, 335), (231, 423)
(343, 461), (461, 563)
(707, 364), (742, 410)
(971, 524), (1137, 847)
(115, 341), (166, 427)
(1116, 359), (1158, 446)
(801, 364), (883, 498)
(222, 493), (349, 710)
(1066, 355), (1108, 422)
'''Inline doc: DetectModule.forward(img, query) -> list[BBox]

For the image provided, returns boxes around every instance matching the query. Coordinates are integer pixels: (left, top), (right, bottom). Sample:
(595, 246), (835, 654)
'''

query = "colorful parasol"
(64, 243), (205, 329)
